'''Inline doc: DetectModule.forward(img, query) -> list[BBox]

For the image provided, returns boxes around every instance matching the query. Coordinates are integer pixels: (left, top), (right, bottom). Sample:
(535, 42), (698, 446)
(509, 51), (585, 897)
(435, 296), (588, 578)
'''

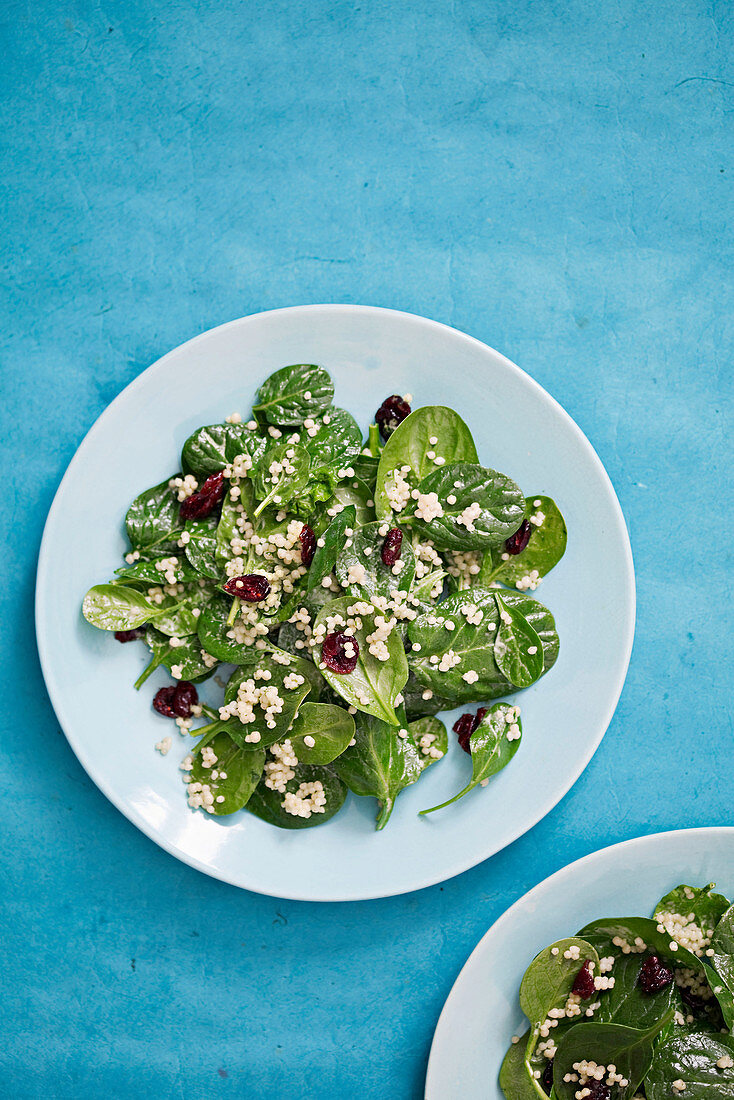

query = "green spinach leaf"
(577, 917), (705, 974)
(306, 506), (355, 591)
(499, 1032), (547, 1100)
(712, 904), (734, 997)
(139, 626), (216, 686)
(335, 521), (415, 600)
(82, 584), (169, 632)
(520, 938), (601, 1026)
(404, 462), (525, 550)
(331, 478), (376, 526)
(252, 364), (334, 426)
(375, 405), (478, 520)
(646, 1032), (734, 1098)
(494, 593), (544, 688)
(332, 712), (423, 829)
(421, 702), (521, 813)
(594, 954), (680, 1030)
(553, 1014), (674, 1100)
(197, 594), (267, 664)
(114, 554), (199, 586)
(299, 407), (362, 472)
(223, 653), (313, 747)
(183, 515), (220, 579)
(247, 763), (347, 828)
(181, 422), (265, 476)
(287, 702), (356, 764)
(187, 729), (265, 815)
(125, 478), (183, 554)
(313, 596), (408, 725)
(483, 495), (567, 587)
(252, 442), (311, 516)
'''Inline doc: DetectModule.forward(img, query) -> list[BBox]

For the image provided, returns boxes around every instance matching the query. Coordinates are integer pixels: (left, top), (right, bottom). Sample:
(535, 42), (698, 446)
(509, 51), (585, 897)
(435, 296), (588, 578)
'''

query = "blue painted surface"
(1, 1), (731, 1096)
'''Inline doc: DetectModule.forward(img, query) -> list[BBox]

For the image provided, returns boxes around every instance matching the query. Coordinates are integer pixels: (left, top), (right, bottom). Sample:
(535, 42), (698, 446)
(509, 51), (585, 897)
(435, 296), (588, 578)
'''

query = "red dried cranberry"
(322, 631), (359, 674)
(638, 955), (674, 995)
(584, 1085), (611, 1100)
(114, 628), (143, 643)
(172, 681), (198, 718)
(505, 519), (532, 555)
(299, 524), (317, 567)
(572, 959), (597, 1000)
(375, 395), (411, 440)
(381, 528), (403, 566)
(541, 1060), (554, 1096)
(453, 706), (487, 753)
(179, 471), (225, 520)
(153, 686), (177, 717)
(223, 573), (271, 602)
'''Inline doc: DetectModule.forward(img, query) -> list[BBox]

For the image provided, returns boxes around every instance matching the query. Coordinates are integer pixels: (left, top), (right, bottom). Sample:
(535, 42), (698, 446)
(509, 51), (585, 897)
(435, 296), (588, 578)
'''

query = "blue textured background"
(2, 1), (732, 1097)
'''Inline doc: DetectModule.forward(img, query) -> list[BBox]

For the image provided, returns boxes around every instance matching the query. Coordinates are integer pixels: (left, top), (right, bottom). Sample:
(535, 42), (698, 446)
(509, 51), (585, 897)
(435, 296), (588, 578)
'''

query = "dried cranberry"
(153, 686), (177, 717)
(223, 573), (271, 602)
(638, 955), (674, 995)
(153, 681), (199, 719)
(381, 528), (403, 566)
(583, 1085), (611, 1100)
(172, 681), (198, 718)
(541, 1060), (554, 1096)
(114, 628), (143, 643)
(375, 395), (411, 440)
(180, 471), (225, 520)
(505, 519), (532, 555)
(322, 631), (359, 674)
(453, 706), (487, 753)
(572, 959), (597, 1000)
(299, 524), (317, 567)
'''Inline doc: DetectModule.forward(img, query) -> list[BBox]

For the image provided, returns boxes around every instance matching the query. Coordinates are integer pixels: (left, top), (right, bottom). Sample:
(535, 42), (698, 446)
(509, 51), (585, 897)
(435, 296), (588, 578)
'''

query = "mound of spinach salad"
(501, 883), (734, 1100)
(82, 363), (567, 831)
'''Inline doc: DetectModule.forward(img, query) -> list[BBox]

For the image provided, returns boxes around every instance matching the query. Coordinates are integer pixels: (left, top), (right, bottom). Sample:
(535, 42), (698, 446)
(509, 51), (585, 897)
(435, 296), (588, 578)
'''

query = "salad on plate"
(82, 363), (566, 830)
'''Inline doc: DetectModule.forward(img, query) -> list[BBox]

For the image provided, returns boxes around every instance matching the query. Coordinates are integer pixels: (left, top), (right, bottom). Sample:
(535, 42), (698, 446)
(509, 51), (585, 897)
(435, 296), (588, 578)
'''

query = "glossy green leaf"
(187, 729), (265, 815)
(333, 711), (427, 829)
(404, 462), (525, 550)
(712, 904), (734, 998)
(554, 1014), (674, 1100)
(182, 515), (220, 579)
(251, 441), (311, 515)
(375, 405), (478, 520)
(421, 702), (521, 813)
(247, 763), (347, 828)
(499, 1032), (548, 1100)
(140, 626), (216, 685)
(125, 479), (183, 554)
(494, 593), (544, 688)
(646, 1032), (734, 1098)
(484, 495), (567, 587)
(335, 521), (415, 601)
(299, 406), (362, 472)
(223, 653), (313, 748)
(313, 596), (408, 725)
(520, 938), (601, 1025)
(181, 422), (265, 477)
(287, 702), (356, 764)
(82, 584), (168, 631)
(306, 505), (355, 591)
(252, 364), (334, 426)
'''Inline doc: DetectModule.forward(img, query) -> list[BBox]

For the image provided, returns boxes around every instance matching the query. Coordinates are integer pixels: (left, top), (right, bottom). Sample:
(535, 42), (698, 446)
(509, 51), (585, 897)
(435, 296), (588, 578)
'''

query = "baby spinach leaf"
(519, 938), (601, 1026)
(494, 593), (544, 688)
(712, 904), (734, 997)
(404, 463), (525, 550)
(407, 715), (448, 774)
(125, 478), (183, 554)
(139, 627), (216, 685)
(252, 364), (334, 426)
(400, 671), (454, 718)
(82, 584), (169, 632)
(183, 516), (220, 579)
(407, 587), (557, 704)
(252, 442), (311, 516)
(375, 405), (478, 520)
(306, 505), (356, 591)
(247, 763), (347, 828)
(646, 1032), (734, 1099)
(152, 591), (210, 638)
(553, 1014), (674, 1100)
(187, 729), (265, 815)
(499, 1032), (547, 1100)
(484, 495), (567, 587)
(335, 521), (415, 601)
(313, 596), (408, 726)
(223, 653), (313, 748)
(421, 702), (521, 813)
(114, 554), (199, 586)
(411, 568), (447, 606)
(181, 422), (265, 477)
(276, 587), (334, 658)
(331, 479), (375, 526)
(351, 452), (379, 486)
(655, 885), (731, 989)
(214, 490), (242, 570)
(594, 954), (680, 1030)
(197, 594), (266, 664)
(287, 702), (355, 764)
(577, 916), (705, 974)
(332, 712), (422, 829)
(299, 407), (362, 472)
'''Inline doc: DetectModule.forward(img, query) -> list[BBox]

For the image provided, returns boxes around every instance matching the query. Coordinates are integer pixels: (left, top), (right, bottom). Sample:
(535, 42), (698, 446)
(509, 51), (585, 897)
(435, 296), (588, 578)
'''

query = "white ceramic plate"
(425, 827), (734, 1098)
(36, 305), (634, 901)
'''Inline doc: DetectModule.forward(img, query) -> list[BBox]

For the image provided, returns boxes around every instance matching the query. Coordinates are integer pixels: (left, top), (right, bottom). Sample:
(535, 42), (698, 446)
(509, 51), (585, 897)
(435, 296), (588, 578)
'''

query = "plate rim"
(425, 825), (734, 1097)
(35, 304), (636, 901)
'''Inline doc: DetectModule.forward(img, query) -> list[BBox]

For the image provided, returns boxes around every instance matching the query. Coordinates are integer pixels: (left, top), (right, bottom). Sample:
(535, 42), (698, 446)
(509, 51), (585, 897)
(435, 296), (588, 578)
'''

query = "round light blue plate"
(36, 305), (634, 901)
(425, 827), (734, 1098)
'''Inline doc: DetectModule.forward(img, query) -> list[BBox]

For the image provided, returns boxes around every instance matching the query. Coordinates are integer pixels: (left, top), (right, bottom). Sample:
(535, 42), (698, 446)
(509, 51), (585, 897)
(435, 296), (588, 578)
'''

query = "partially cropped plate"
(36, 305), (634, 901)
(425, 827), (734, 1098)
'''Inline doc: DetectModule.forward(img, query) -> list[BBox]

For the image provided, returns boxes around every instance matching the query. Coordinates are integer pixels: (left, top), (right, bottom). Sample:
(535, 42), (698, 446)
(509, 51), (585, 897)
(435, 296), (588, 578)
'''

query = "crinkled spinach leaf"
(554, 1014), (674, 1100)
(247, 763), (347, 828)
(483, 495), (567, 587)
(223, 653), (313, 747)
(333, 711), (424, 829)
(252, 364), (334, 426)
(306, 505), (355, 591)
(404, 462), (525, 550)
(646, 1032), (734, 1098)
(181, 422), (265, 477)
(125, 478), (183, 554)
(183, 515), (220, 579)
(252, 441), (311, 516)
(335, 521), (415, 600)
